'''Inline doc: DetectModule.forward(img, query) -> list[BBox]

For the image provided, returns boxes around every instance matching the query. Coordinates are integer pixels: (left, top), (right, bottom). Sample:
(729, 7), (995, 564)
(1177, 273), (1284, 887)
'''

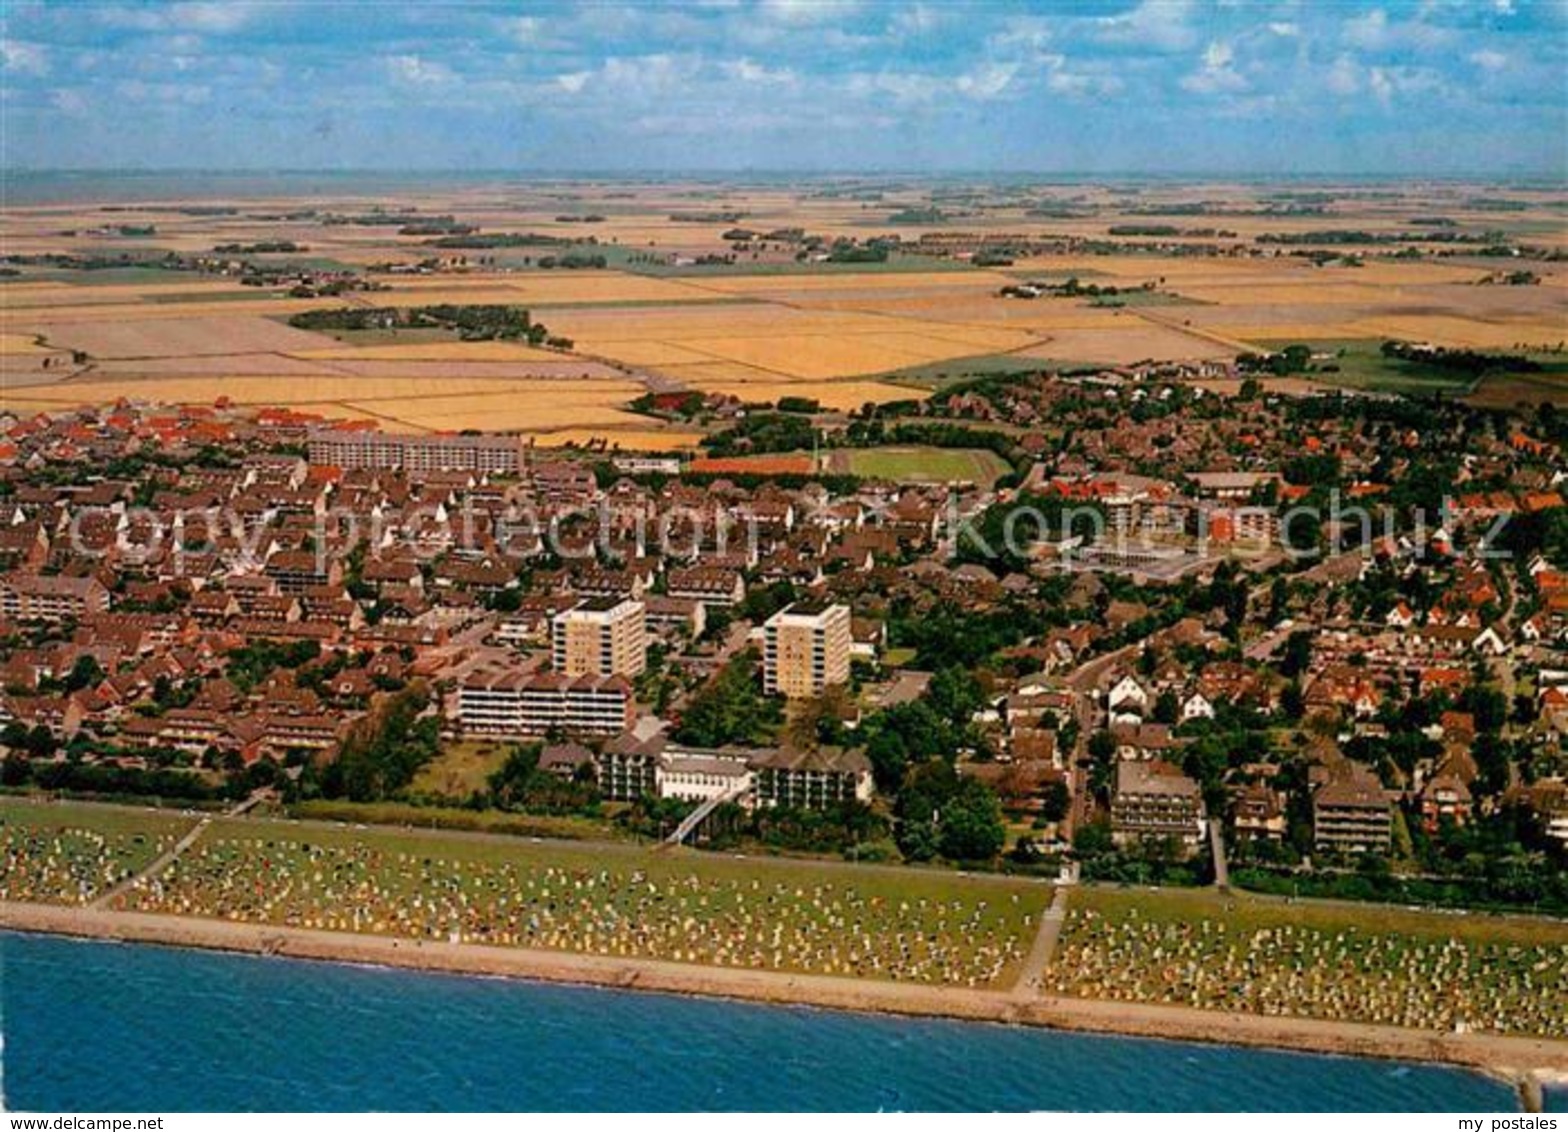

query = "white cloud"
(1470, 49), (1507, 71)
(1267, 22), (1299, 37)
(0, 38), (48, 76)
(95, 2), (263, 34)
(50, 88), (87, 115)
(387, 54), (454, 86)
(556, 70), (590, 93)
(955, 61), (1019, 100)
(990, 15), (1053, 53)
(1342, 8), (1454, 52)
(505, 16), (542, 44)
(1181, 40), (1248, 95)
(1326, 53), (1361, 95)
(171, 2), (259, 33)
(720, 58), (795, 84)
(758, 0), (860, 25)
(888, 4), (943, 37)
(1033, 53), (1124, 98)
(1368, 66), (1394, 104)
(115, 79), (211, 105)
(1092, 0), (1197, 52)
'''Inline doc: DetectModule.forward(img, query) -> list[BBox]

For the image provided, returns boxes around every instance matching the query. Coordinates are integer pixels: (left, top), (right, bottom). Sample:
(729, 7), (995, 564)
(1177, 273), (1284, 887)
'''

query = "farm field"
(2, 178), (1564, 437)
(0, 374), (674, 442)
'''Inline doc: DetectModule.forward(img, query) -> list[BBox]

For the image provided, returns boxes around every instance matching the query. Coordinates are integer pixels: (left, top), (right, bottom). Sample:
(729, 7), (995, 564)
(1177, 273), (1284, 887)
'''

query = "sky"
(1, 0), (1565, 176)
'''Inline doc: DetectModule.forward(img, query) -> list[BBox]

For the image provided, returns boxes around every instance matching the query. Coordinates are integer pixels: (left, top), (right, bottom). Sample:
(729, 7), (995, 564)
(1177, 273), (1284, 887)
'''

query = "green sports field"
(834, 446), (1012, 485)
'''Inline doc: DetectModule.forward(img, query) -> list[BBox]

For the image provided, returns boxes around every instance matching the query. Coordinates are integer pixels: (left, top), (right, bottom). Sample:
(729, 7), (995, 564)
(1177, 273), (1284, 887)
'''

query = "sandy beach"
(5, 899), (1565, 1101)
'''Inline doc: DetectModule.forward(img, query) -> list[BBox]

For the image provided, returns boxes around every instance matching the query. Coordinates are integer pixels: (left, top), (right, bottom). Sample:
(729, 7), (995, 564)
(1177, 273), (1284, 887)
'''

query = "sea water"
(0, 932), (1523, 1113)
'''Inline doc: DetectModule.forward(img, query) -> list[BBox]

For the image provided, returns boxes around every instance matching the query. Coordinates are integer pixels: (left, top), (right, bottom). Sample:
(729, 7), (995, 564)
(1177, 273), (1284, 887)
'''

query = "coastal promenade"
(5, 897), (1566, 1098)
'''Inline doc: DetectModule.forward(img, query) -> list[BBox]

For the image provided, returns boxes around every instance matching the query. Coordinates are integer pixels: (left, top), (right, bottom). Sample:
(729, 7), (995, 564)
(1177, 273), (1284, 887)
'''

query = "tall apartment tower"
(552, 597), (647, 679)
(763, 601), (851, 698)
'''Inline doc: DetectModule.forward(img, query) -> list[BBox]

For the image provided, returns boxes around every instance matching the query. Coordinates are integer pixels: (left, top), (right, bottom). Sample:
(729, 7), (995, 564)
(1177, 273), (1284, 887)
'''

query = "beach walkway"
(1209, 820), (1230, 890)
(89, 790), (269, 910)
(1012, 886), (1071, 998)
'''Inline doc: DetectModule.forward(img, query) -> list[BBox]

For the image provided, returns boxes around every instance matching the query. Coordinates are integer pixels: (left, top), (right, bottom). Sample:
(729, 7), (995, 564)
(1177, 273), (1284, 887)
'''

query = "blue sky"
(1, 1), (1564, 175)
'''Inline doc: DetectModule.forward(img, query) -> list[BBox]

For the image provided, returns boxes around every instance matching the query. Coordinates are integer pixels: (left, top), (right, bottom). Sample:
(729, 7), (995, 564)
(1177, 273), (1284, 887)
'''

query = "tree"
(1153, 689), (1179, 725)
(1039, 778), (1071, 823)
(673, 650), (779, 748)
(1073, 818), (1114, 856)
(1280, 630), (1313, 678)
(320, 683), (437, 802)
(24, 725), (56, 758)
(62, 655), (104, 693)
(938, 778), (1006, 861)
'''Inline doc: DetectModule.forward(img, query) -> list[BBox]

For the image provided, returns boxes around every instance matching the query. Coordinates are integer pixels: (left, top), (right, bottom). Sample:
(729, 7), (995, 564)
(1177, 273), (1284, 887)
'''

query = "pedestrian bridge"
(664, 781), (751, 846)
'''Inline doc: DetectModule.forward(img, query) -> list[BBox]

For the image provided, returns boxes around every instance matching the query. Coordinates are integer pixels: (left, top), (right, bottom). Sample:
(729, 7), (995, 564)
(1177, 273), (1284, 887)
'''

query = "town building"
(458, 670), (633, 737)
(763, 600), (851, 698)
(1110, 760), (1205, 853)
(752, 747), (873, 809)
(552, 597), (647, 679)
(0, 573), (111, 622)
(307, 429), (525, 474)
(1313, 767), (1393, 854)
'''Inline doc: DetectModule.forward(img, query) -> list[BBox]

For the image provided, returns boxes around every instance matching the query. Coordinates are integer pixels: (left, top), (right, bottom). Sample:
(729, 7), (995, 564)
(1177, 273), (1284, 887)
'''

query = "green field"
(0, 266), (178, 286)
(1251, 338), (1568, 398)
(118, 813), (1048, 985)
(1045, 886), (1568, 1038)
(286, 799), (619, 842)
(408, 740), (512, 801)
(1, 797), (194, 905)
(882, 353), (1047, 387)
(142, 290), (288, 304)
(836, 446), (1012, 485)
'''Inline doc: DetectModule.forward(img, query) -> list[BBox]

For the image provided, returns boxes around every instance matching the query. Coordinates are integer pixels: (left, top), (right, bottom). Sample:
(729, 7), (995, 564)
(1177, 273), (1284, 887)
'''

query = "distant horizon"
(2, 2), (1563, 179)
(8, 167), (1567, 179)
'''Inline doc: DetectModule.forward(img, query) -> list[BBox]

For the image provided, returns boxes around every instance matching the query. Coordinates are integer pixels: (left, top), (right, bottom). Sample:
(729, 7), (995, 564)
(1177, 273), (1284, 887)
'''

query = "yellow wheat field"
(530, 427), (705, 450)
(576, 340), (723, 366)
(669, 335), (935, 379)
(1343, 315), (1568, 350)
(688, 270), (1016, 295)
(19, 316), (336, 358)
(685, 379), (920, 410)
(289, 341), (567, 362)
(334, 394), (646, 434)
(0, 333), (57, 356)
(0, 374), (644, 410)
